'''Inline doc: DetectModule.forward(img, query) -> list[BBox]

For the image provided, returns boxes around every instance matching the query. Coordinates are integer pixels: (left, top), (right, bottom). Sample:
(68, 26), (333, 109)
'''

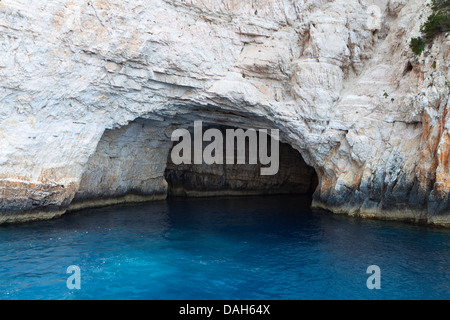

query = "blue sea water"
(0, 195), (448, 300)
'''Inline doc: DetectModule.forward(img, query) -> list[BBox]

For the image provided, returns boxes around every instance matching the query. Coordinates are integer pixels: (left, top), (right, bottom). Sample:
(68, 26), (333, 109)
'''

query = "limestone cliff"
(0, 0), (449, 226)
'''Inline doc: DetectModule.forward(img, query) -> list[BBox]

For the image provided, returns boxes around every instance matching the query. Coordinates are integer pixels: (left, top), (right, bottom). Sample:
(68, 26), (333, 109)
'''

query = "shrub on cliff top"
(410, 0), (449, 55)
(421, 11), (450, 40)
(423, 0), (449, 38)
(430, 0), (450, 10)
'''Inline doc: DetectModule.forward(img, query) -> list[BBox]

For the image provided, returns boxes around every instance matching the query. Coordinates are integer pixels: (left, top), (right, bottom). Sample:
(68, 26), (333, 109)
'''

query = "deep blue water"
(0, 195), (448, 300)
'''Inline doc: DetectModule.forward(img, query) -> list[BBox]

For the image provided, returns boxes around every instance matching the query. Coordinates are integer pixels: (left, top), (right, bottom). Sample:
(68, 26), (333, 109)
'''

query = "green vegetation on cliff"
(410, 0), (449, 55)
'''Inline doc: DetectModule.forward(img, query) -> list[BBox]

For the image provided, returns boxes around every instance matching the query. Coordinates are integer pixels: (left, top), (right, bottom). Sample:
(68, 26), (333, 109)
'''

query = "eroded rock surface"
(0, 0), (449, 225)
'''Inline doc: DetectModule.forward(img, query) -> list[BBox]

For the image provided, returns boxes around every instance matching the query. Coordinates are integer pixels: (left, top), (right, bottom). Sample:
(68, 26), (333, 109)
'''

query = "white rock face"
(0, 0), (449, 225)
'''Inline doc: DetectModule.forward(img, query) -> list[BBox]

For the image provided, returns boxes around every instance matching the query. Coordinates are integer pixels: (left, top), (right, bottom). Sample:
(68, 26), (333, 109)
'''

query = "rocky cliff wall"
(0, 0), (448, 225)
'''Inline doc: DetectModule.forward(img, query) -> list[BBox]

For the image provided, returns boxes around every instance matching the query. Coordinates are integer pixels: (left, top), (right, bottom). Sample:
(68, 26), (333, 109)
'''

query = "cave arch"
(70, 113), (319, 210)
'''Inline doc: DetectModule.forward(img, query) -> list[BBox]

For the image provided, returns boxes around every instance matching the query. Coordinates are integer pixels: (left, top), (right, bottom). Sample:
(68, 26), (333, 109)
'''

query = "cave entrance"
(71, 118), (319, 211)
(164, 123), (318, 199)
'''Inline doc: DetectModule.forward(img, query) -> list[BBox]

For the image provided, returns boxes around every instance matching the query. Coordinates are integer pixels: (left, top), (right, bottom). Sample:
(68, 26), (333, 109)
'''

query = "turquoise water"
(0, 195), (448, 300)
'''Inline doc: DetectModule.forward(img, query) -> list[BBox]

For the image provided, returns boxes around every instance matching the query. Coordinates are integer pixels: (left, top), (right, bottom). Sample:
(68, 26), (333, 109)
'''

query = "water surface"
(0, 195), (448, 299)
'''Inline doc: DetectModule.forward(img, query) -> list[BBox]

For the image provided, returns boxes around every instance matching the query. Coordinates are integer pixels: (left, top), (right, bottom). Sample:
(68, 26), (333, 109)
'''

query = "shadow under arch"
(164, 122), (318, 201)
(69, 111), (319, 211)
